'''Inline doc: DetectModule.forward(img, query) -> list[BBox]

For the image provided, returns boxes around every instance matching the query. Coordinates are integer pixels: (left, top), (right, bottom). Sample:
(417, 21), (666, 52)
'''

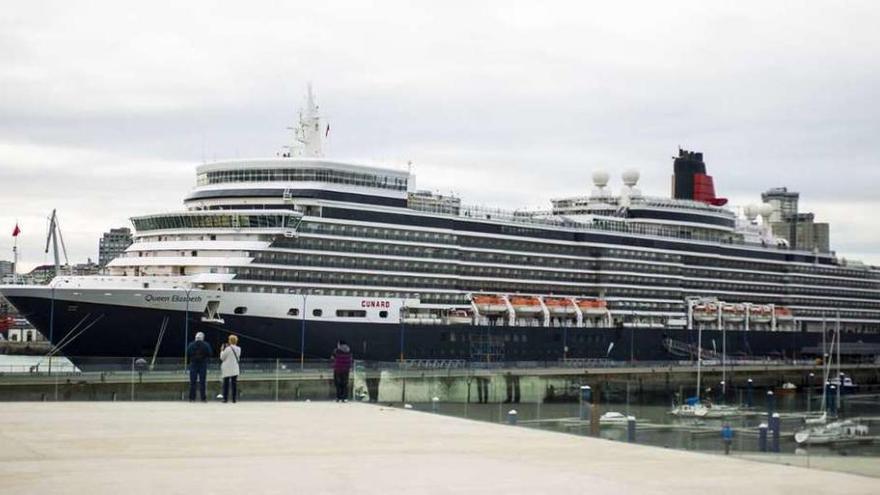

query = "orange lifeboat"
(774, 306), (794, 321)
(472, 294), (508, 314)
(721, 303), (746, 322)
(509, 296), (543, 315)
(692, 303), (718, 322)
(577, 298), (608, 316)
(543, 297), (576, 317)
(749, 304), (772, 323)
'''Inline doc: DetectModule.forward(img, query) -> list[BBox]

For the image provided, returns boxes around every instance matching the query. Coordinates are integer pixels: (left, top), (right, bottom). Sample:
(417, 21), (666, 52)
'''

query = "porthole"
(313, 309), (323, 317)
(379, 310), (388, 318)
(287, 308), (299, 316)
(234, 307), (248, 315)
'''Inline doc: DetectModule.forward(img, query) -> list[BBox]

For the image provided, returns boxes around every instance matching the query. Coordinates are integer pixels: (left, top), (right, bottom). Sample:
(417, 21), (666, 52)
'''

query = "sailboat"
(669, 323), (744, 418)
(794, 313), (869, 445)
(795, 420), (869, 445)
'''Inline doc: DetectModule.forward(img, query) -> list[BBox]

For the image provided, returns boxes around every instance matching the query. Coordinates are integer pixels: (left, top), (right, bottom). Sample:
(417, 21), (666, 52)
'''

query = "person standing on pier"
(721, 423), (734, 455)
(331, 340), (353, 402)
(186, 332), (212, 402)
(220, 335), (242, 403)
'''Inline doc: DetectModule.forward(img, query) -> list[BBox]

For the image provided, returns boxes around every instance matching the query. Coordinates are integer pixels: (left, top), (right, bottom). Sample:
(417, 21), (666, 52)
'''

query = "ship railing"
(0, 355), (829, 378)
(434, 202), (787, 251)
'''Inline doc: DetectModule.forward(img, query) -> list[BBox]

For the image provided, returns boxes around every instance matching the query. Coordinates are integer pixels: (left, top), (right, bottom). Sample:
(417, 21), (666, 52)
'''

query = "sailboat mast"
(836, 310), (841, 411)
(820, 313), (827, 414)
(696, 325), (702, 399)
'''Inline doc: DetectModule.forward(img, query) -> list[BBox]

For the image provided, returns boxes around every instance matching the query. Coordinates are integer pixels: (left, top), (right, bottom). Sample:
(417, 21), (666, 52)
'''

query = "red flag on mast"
(12, 224), (20, 237)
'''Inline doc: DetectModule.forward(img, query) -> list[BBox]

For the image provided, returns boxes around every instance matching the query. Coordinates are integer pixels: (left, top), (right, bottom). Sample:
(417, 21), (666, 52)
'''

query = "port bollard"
(626, 416), (636, 443)
(432, 396), (439, 413)
(579, 385), (591, 421)
(507, 409), (518, 426)
(758, 423), (768, 452)
(766, 390), (775, 422)
(746, 379), (754, 408)
(770, 413), (781, 453)
(590, 405), (600, 437)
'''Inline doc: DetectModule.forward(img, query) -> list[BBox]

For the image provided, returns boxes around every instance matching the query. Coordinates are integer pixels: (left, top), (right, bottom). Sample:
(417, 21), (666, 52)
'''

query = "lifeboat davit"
(721, 303), (746, 322)
(577, 298), (608, 316)
(749, 305), (772, 323)
(472, 295), (508, 314)
(543, 297), (576, 317)
(774, 306), (794, 321)
(509, 296), (543, 315)
(692, 303), (718, 322)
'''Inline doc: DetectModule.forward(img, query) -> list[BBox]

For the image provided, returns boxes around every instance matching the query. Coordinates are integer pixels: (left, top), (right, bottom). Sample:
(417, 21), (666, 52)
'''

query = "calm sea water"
(393, 390), (880, 459)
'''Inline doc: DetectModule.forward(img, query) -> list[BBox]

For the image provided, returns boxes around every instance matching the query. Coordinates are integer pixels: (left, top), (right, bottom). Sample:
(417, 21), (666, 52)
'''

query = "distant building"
(761, 187), (799, 223)
(73, 259), (100, 276)
(762, 187), (830, 253)
(99, 227), (133, 267)
(0, 260), (12, 278)
(27, 265), (58, 285)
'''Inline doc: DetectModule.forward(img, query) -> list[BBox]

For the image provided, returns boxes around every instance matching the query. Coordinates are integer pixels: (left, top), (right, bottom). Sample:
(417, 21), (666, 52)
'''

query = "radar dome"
(592, 170), (610, 188)
(759, 203), (774, 217)
(745, 204), (759, 221)
(621, 169), (640, 187)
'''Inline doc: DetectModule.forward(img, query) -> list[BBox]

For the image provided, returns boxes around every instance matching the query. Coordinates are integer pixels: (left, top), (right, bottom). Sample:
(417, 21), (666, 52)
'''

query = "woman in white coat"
(220, 334), (241, 403)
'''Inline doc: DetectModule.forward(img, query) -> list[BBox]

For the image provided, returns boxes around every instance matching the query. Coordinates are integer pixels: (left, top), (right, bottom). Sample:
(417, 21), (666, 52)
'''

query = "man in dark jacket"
(186, 332), (212, 402)
(331, 340), (353, 402)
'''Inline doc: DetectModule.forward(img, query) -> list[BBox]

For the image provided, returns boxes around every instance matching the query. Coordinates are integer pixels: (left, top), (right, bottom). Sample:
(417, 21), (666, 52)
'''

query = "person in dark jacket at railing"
(331, 340), (353, 402)
(186, 332), (212, 402)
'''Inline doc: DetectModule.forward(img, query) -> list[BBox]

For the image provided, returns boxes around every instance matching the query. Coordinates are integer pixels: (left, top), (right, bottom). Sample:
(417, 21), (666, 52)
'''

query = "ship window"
(379, 310), (388, 318)
(234, 306), (248, 315)
(313, 309), (323, 317)
(336, 310), (367, 318)
(287, 308), (299, 316)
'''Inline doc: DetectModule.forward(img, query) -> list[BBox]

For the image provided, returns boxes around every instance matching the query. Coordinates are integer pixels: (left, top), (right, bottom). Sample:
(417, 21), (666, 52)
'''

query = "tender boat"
(543, 297), (576, 317)
(576, 298), (608, 316)
(692, 303), (718, 322)
(509, 296), (543, 315)
(472, 295), (508, 314)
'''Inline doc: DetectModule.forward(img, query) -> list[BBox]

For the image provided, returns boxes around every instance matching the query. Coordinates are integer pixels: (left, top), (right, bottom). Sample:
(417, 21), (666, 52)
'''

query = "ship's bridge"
(185, 158), (412, 209)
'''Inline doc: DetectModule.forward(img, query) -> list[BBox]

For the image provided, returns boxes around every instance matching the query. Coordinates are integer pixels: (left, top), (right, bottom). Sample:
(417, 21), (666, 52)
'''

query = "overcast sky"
(2, 0), (879, 271)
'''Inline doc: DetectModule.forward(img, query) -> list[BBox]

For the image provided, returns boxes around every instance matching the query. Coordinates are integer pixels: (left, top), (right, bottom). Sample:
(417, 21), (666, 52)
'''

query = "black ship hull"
(7, 294), (880, 363)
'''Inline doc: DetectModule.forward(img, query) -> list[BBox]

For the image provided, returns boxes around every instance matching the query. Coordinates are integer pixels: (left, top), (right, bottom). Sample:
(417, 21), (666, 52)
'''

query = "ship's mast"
(290, 84), (324, 158)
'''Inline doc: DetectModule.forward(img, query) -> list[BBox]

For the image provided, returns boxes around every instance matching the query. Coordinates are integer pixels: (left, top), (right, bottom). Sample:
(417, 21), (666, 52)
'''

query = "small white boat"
(599, 412), (632, 425)
(701, 403), (746, 419)
(670, 399), (708, 418)
(795, 420), (869, 445)
(803, 412), (827, 426)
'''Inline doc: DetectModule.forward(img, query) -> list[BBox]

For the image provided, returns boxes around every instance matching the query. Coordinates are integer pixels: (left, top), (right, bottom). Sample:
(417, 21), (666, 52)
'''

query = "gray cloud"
(1, 0), (879, 269)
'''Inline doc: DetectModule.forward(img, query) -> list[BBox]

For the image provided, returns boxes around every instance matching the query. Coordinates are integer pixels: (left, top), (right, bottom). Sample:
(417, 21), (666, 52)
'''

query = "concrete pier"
(0, 402), (876, 494)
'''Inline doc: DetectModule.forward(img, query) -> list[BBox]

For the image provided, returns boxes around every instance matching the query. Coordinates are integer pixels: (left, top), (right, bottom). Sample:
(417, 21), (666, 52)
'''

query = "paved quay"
(0, 402), (875, 494)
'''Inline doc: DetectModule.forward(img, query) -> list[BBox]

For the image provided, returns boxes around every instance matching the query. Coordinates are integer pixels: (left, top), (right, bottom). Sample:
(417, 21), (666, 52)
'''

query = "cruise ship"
(3, 89), (880, 362)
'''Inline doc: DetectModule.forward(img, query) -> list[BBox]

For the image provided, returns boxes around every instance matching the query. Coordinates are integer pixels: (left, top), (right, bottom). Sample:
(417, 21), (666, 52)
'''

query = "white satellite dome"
(745, 204), (759, 221)
(592, 170), (610, 188)
(622, 169), (640, 187)
(759, 203), (774, 217)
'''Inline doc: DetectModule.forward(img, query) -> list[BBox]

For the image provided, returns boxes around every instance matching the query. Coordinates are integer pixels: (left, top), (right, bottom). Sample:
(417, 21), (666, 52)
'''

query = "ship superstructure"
(2, 89), (879, 361)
